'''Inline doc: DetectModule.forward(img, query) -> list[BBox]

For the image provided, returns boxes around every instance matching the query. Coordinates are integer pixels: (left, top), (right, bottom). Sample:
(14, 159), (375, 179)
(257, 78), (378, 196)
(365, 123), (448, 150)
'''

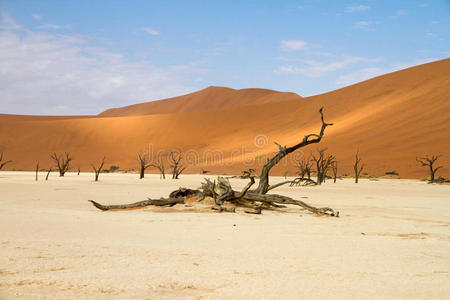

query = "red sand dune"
(98, 86), (301, 117)
(1, 59), (449, 179)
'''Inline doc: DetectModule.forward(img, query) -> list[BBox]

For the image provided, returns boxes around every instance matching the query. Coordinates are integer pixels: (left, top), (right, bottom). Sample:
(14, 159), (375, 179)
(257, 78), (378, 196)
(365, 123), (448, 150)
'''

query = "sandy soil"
(0, 171), (449, 299)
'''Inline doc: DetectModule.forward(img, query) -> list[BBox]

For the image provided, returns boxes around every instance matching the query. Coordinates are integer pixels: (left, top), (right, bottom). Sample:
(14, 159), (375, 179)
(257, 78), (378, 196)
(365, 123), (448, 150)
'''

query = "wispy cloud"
(355, 21), (375, 31)
(280, 40), (308, 51)
(38, 23), (71, 30)
(276, 56), (381, 78)
(0, 16), (199, 115)
(336, 58), (436, 85)
(141, 27), (160, 35)
(0, 12), (22, 30)
(32, 14), (42, 20)
(346, 5), (370, 12)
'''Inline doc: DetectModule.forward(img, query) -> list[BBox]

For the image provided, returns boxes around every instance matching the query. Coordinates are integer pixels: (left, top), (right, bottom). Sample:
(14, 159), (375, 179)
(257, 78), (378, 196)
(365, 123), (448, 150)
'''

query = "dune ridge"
(0, 59), (449, 178)
(98, 86), (302, 117)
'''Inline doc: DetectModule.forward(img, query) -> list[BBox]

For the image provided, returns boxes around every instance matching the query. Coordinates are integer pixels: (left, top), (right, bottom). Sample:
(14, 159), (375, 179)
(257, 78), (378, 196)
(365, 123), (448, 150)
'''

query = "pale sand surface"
(0, 172), (449, 299)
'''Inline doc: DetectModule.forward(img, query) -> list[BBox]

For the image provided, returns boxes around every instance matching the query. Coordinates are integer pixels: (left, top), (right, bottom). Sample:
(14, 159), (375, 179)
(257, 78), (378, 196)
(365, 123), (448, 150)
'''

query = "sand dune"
(0, 59), (449, 178)
(98, 86), (302, 117)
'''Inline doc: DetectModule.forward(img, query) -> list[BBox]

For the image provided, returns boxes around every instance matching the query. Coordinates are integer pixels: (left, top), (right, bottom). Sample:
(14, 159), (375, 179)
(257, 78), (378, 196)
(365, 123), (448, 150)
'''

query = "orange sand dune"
(98, 86), (302, 117)
(0, 59), (449, 178)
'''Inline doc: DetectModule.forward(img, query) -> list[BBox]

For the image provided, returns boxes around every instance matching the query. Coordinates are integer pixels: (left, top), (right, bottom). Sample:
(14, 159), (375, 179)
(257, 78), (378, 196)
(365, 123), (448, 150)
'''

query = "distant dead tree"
(297, 158), (313, 180)
(45, 169), (52, 180)
(169, 151), (186, 179)
(50, 152), (73, 177)
(416, 155), (443, 183)
(138, 152), (151, 179)
(312, 149), (335, 184)
(0, 152), (12, 170)
(331, 161), (338, 183)
(354, 151), (364, 183)
(35, 162), (39, 181)
(91, 157), (106, 182)
(77, 167), (81, 176)
(151, 159), (166, 179)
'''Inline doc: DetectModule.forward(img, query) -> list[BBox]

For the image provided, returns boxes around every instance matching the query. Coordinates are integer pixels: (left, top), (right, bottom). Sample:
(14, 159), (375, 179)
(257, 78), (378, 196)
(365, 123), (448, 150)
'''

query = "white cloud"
(0, 12), (22, 30)
(355, 21), (375, 31)
(347, 5), (370, 12)
(32, 14), (42, 20)
(336, 58), (436, 85)
(396, 9), (407, 15)
(0, 17), (200, 115)
(276, 56), (381, 78)
(37, 23), (71, 30)
(141, 27), (160, 35)
(280, 40), (308, 51)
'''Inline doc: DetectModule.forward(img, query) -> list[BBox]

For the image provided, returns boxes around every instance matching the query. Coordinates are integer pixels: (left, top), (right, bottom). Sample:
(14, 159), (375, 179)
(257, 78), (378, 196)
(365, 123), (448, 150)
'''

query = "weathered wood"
(138, 152), (151, 179)
(50, 152), (72, 177)
(255, 108), (333, 194)
(0, 152), (12, 170)
(91, 156), (106, 182)
(88, 197), (184, 211)
(151, 159), (166, 179)
(354, 151), (364, 183)
(35, 162), (39, 181)
(45, 169), (51, 180)
(416, 155), (443, 183)
(169, 151), (185, 179)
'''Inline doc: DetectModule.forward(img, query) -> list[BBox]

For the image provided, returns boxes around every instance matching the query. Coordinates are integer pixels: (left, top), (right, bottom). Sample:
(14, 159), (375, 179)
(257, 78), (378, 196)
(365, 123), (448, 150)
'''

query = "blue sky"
(0, 0), (449, 115)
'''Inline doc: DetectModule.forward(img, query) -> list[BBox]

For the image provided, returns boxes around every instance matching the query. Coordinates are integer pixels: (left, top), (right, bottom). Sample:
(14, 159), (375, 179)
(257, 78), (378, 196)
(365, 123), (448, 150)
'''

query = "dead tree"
(138, 152), (151, 179)
(354, 151), (364, 183)
(91, 157), (106, 182)
(312, 149), (335, 185)
(331, 161), (338, 183)
(89, 108), (338, 217)
(151, 159), (166, 179)
(90, 175), (338, 216)
(35, 162), (39, 181)
(45, 169), (52, 180)
(170, 151), (186, 179)
(50, 152), (73, 177)
(0, 152), (12, 170)
(416, 155), (443, 183)
(77, 167), (81, 176)
(254, 108), (333, 194)
(297, 158), (313, 180)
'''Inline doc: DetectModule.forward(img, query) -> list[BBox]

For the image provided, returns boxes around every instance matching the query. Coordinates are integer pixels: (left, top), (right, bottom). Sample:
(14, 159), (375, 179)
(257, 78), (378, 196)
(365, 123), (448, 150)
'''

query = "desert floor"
(0, 172), (449, 299)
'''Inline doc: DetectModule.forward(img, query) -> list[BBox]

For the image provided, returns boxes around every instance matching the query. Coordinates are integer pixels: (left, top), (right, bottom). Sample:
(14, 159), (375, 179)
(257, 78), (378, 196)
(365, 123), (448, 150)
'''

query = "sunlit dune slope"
(0, 59), (449, 178)
(98, 86), (302, 117)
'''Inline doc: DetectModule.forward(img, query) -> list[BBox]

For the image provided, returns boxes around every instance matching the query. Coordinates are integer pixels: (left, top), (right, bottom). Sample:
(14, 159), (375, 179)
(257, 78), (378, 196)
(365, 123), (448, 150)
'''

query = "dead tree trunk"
(90, 176), (339, 217)
(254, 108), (333, 194)
(0, 152), (12, 170)
(170, 151), (186, 179)
(331, 161), (338, 183)
(312, 148), (335, 185)
(416, 155), (443, 183)
(151, 159), (166, 179)
(138, 152), (151, 179)
(77, 167), (81, 176)
(45, 169), (51, 180)
(354, 151), (364, 183)
(35, 162), (39, 181)
(297, 158), (313, 180)
(50, 152), (73, 177)
(89, 108), (338, 217)
(91, 157), (106, 182)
